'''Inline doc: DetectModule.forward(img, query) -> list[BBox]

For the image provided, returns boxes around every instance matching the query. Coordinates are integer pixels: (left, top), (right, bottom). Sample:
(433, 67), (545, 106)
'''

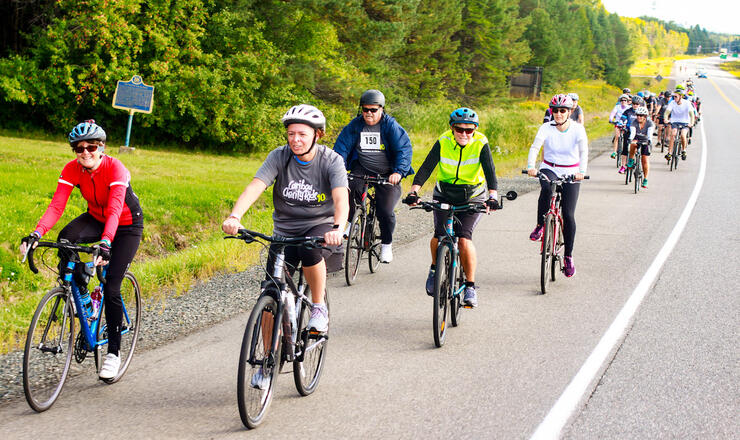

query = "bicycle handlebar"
(405, 200), (489, 213)
(347, 173), (394, 185)
(225, 228), (328, 249)
(521, 170), (590, 182)
(24, 241), (105, 283)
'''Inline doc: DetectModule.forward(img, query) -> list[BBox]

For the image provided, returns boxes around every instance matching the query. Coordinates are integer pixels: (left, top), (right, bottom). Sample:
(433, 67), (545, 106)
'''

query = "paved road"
(1, 58), (737, 439)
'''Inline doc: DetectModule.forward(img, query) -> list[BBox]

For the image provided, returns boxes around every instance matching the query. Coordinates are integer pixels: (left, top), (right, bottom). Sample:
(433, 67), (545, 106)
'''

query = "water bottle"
(90, 286), (102, 321)
(75, 262), (94, 318)
(78, 285), (92, 318)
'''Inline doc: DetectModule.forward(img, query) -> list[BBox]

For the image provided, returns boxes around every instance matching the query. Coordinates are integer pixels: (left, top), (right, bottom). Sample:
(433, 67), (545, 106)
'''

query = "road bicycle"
(226, 229), (329, 429)
(667, 125), (685, 172)
(523, 171), (589, 295)
(613, 126), (626, 168)
(344, 173), (393, 285)
(404, 192), (516, 347)
(21, 240), (141, 412)
(625, 139), (646, 194)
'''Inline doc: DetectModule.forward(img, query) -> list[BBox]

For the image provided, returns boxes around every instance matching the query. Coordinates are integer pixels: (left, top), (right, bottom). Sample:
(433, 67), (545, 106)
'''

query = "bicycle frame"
(439, 209), (465, 301)
(542, 182), (564, 259)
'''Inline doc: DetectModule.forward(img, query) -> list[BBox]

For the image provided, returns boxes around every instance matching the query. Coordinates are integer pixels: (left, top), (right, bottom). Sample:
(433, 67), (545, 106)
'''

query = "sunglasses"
(453, 126), (475, 134)
(552, 108), (569, 114)
(72, 143), (100, 153)
(620, 99), (629, 102)
(361, 107), (380, 114)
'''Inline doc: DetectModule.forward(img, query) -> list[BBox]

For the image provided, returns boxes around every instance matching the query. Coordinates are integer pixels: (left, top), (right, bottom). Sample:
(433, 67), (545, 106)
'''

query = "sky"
(601, 0), (739, 35)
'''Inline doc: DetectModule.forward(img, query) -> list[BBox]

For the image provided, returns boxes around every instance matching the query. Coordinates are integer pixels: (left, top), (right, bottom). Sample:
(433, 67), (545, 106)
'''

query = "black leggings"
(58, 213), (143, 355)
(348, 166), (402, 245)
(536, 169), (580, 257)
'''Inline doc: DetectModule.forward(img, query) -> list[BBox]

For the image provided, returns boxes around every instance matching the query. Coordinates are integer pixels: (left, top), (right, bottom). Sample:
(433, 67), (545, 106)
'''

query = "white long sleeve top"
(527, 121), (589, 176)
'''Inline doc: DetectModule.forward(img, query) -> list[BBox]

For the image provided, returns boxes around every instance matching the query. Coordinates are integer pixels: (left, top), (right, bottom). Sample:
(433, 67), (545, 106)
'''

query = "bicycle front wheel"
(96, 272), (142, 383)
(344, 213), (364, 286)
(450, 253), (464, 327)
(540, 216), (555, 295)
(368, 217), (382, 273)
(433, 244), (450, 347)
(293, 288), (328, 396)
(237, 295), (280, 429)
(23, 287), (76, 412)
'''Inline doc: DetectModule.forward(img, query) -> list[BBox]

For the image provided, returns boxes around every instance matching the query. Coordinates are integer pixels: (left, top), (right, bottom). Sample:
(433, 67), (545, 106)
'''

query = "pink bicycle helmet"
(549, 94), (574, 109)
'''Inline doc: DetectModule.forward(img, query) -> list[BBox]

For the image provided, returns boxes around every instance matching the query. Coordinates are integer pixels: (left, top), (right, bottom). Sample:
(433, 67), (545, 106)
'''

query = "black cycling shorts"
(432, 207), (482, 241)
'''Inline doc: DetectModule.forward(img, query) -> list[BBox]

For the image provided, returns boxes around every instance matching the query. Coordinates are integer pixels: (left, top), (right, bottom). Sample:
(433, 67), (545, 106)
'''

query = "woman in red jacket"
(20, 120), (143, 380)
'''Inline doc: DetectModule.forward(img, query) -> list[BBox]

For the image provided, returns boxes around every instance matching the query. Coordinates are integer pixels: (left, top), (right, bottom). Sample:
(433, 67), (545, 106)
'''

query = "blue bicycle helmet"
(68, 120), (106, 145)
(449, 107), (479, 126)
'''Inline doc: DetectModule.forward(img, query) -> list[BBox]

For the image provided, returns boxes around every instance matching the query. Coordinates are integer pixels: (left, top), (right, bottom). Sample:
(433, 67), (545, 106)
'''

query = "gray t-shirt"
(356, 124), (392, 174)
(255, 144), (349, 236)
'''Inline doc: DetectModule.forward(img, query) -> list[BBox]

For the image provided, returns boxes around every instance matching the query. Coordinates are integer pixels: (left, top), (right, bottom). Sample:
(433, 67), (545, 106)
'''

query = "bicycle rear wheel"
(540, 215), (555, 295)
(432, 244), (450, 347)
(344, 212), (363, 286)
(368, 216), (382, 273)
(23, 287), (76, 412)
(293, 288), (328, 396)
(238, 295), (280, 429)
(95, 272), (142, 383)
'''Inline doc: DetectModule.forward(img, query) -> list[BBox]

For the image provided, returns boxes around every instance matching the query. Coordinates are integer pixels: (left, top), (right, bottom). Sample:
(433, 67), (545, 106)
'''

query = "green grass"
(719, 60), (740, 78)
(0, 79), (623, 353)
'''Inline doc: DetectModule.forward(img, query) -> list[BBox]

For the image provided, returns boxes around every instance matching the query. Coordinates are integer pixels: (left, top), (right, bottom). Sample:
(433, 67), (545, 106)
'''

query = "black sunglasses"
(72, 143), (100, 153)
(453, 126), (475, 134)
(361, 107), (380, 114)
(552, 108), (569, 114)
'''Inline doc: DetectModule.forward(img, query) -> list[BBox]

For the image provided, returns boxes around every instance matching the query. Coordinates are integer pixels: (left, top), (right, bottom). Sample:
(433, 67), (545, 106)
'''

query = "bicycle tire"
(625, 164), (631, 185)
(540, 215), (554, 295)
(450, 253), (464, 327)
(634, 158), (641, 194)
(237, 295), (280, 429)
(432, 244), (450, 347)
(344, 212), (363, 286)
(293, 288), (328, 396)
(95, 272), (141, 384)
(552, 218), (562, 282)
(23, 287), (76, 412)
(368, 216), (382, 273)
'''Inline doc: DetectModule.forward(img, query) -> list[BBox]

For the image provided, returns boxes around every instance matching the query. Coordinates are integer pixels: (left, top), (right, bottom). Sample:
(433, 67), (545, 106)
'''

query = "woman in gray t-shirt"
(222, 105), (349, 333)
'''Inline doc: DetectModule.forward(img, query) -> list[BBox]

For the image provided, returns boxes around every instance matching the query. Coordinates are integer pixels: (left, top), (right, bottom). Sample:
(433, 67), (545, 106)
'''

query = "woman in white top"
(526, 94), (588, 277)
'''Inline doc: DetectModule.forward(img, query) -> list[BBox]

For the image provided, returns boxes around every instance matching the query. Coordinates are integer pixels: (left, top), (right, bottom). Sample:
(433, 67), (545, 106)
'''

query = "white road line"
(529, 121), (709, 440)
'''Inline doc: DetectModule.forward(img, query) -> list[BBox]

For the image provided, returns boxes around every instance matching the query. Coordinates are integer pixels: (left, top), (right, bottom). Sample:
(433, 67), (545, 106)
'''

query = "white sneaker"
(99, 353), (120, 379)
(307, 303), (329, 333)
(379, 243), (393, 263)
(250, 367), (270, 390)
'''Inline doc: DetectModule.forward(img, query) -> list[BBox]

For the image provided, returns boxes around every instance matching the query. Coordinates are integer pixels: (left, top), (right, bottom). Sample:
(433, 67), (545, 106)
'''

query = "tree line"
(0, 0), (698, 152)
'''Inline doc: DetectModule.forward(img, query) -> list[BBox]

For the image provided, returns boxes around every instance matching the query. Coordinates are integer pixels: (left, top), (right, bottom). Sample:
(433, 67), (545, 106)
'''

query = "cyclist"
(617, 96), (641, 174)
(609, 94), (631, 160)
(628, 106), (654, 189)
(333, 89), (414, 263)
(405, 107), (499, 307)
(568, 93), (584, 124)
(527, 94), (588, 277)
(664, 90), (695, 161)
(222, 105), (348, 336)
(655, 90), (671, 147)
(19, 120), (144, 380)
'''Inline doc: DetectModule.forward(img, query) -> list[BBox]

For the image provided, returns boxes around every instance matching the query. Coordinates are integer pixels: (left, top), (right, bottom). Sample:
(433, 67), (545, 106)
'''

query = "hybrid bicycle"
(226, 229), (329, 429)
(344, 173), (392, 285)
(21, 240), (141, 412)
(523, 171), (589, 295)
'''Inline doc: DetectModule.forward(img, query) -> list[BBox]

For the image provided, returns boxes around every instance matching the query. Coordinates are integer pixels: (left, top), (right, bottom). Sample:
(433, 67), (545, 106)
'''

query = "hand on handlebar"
(222, 215), (243, 236)
(20, 231), (40, 261)
(574, 173), (585, 181)
(527, 168), (538, 178)
(93, 240), (111, 266)
(388, 172), (401, 185)
(403, 191), (420, 206)
(323, 229), (343, 247)
(485, 197), (500, 212)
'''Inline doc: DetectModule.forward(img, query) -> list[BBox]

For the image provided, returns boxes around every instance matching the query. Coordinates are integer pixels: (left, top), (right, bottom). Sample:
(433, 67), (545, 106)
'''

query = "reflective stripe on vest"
(437, 130), (487, 185)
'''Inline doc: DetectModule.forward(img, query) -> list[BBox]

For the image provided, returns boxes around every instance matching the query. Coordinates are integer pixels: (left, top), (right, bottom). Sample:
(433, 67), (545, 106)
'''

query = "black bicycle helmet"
(360, 89), (385, 107)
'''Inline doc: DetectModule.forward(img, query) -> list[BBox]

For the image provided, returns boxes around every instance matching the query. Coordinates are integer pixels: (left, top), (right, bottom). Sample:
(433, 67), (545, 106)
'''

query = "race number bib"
(360, 132), (382, 151)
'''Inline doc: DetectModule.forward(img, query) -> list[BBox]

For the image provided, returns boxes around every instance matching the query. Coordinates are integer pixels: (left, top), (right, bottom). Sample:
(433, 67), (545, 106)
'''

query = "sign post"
(112, 75), (154, 150)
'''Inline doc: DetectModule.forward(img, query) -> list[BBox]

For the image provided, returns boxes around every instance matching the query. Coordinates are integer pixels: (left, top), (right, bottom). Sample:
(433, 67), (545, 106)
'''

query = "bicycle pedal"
(308, 329), (328, 338)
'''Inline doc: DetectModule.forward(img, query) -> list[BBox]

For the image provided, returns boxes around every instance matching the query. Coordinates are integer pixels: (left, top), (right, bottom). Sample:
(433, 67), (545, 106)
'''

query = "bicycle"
(668, 125), (684, 172)
(613, 126), (626, 169)
(21, 240), (141, 412)
(631, 140), (648, 194)
(226, 229), (329, 429)
(344, 173), (393, 285)
(403, 192), (516, 347)
(522, 171), (589, 295)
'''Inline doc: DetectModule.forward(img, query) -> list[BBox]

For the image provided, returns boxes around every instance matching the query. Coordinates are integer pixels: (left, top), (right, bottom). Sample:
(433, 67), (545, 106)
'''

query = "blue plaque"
(112, 75), (154, 114)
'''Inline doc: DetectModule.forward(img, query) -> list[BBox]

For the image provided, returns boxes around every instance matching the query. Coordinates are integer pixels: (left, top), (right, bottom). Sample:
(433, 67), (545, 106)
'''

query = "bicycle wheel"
(368, 216), (382, 273)
(344, 212), (364, 286)
(23, 287), (76, 412)
(552, 218), (562, 282)
(95, 272), (141, 384)
(540, 215), (555, 295)
(238, 295), (280, 429)
(432, 244), (450, 347)
(625, 164), (631, 185)
(450, 253), (464, 327)
(293, 288), (328, 396)
(634, 158), (641, 194)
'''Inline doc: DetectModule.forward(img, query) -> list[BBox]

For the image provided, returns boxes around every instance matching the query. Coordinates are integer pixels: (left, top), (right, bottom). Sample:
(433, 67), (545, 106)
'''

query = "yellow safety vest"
(437, 130), (487, 186)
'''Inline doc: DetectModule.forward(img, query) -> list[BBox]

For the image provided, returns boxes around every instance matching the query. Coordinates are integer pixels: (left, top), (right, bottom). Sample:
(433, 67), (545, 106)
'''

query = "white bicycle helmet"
(281, 104), (326, 130)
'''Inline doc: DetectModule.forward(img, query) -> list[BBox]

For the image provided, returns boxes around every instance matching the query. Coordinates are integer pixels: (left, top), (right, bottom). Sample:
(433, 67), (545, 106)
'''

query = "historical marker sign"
(112, 75), (154, 114)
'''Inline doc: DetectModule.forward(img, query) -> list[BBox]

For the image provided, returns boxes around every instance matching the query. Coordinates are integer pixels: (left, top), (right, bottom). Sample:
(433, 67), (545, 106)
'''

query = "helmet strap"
(293, 133), (318, 159)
